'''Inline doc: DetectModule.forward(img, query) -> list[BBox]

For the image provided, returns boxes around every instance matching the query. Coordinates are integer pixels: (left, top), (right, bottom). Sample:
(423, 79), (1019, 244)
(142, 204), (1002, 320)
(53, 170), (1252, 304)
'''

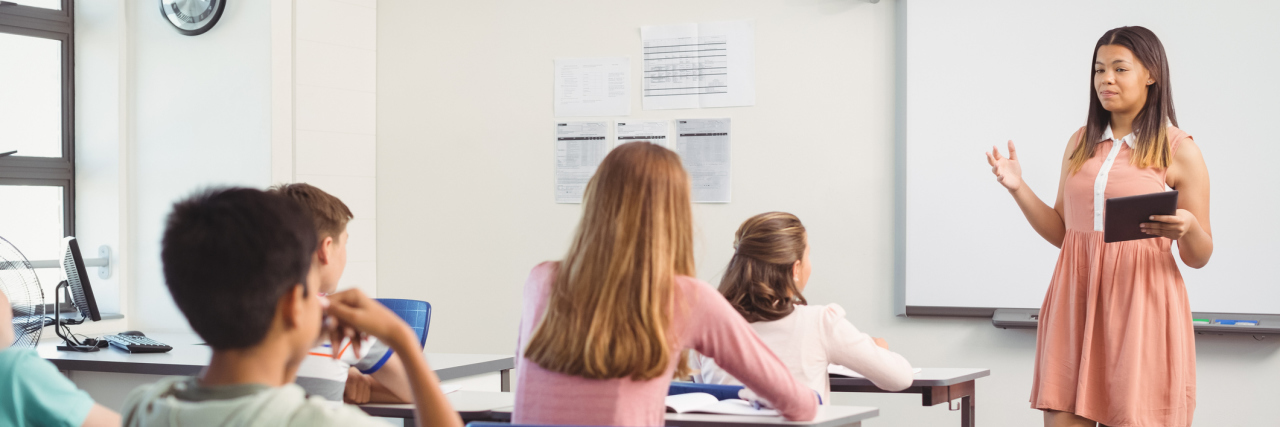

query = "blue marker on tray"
(1215, 319), (1258, 326)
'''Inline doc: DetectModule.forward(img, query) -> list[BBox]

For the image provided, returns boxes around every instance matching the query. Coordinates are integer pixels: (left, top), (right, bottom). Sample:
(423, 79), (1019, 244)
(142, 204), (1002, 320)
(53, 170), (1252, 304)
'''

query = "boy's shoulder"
(0, 348), (96, 426)
(123, 376), (382, 427)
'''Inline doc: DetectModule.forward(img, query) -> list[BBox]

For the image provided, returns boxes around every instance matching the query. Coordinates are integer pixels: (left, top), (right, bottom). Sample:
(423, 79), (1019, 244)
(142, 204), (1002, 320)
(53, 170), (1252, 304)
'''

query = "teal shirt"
(0, 348), (94, 427)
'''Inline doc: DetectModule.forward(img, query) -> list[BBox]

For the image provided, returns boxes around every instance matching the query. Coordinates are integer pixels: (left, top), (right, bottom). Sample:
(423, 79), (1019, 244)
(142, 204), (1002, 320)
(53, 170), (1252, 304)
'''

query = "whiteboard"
(903, 0), (1280, 314)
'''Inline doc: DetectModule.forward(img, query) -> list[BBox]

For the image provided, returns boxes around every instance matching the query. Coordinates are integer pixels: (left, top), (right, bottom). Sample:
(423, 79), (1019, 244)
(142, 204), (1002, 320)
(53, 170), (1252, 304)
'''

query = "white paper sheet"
(615, 120), (671, 149)
(665, 393), (778, 416)
(554, 121), (610, 203)
(554, 57), (630, 117)
(640, 21), (755, 110)
(675, 118), (731, 203)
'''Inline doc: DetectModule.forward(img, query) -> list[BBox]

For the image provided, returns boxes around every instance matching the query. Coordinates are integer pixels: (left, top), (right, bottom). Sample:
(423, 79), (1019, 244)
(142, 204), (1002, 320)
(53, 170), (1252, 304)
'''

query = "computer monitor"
(59, 236), (100, 322)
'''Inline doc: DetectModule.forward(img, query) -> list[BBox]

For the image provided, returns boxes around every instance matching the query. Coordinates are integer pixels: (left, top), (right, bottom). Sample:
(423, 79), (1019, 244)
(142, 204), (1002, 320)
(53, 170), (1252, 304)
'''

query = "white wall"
(74, 0), (125, 318)
(127, 0), (274, 331)
(72, 0), (378, 331)
(377, 1), (1280, 426)
(292, 0), (379, 296)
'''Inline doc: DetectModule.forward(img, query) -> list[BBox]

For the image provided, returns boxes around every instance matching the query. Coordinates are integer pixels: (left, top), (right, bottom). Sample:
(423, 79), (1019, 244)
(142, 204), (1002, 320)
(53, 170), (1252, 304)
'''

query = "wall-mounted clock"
(160, 0), (226, 36)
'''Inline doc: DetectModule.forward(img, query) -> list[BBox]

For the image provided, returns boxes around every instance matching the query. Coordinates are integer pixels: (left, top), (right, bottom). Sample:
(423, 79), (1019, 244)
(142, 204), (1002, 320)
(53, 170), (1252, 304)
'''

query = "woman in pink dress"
(985, 26), (1213, 427)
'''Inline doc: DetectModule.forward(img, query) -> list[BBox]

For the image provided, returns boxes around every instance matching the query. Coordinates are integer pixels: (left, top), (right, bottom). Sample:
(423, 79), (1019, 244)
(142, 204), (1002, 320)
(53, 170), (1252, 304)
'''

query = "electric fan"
(0, 235), (45, 348)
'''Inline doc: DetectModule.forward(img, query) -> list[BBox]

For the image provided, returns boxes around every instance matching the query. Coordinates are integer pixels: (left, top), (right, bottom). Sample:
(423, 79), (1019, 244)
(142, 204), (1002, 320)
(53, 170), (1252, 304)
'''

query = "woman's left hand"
(1142, 209), (1199, 240)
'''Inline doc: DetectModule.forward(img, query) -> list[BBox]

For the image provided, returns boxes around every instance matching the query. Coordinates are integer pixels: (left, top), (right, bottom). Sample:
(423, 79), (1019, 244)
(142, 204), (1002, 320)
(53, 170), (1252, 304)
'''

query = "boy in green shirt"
(0, 288), (120, 427)
(120, 187), (460, 427)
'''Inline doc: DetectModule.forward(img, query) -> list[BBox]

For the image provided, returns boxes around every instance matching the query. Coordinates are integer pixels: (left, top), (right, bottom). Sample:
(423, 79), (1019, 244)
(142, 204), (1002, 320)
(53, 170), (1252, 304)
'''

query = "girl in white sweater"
(689, 212), (914, 402)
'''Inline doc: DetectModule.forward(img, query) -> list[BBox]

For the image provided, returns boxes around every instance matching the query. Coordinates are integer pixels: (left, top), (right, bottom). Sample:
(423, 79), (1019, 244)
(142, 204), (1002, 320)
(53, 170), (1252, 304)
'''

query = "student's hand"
(872, 337), (889, 350)
(323, 289), (416, 353)
(738, 388), (775, 409)
(344, 366), (373, 404)
(1142, 209), (1199, 241)
(986, 141), (1024, 193)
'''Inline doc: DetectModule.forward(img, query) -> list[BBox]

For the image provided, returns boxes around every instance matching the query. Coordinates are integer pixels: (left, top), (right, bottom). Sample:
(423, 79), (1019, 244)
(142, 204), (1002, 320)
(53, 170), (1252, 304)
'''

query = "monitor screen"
(60, 237), (100, 322)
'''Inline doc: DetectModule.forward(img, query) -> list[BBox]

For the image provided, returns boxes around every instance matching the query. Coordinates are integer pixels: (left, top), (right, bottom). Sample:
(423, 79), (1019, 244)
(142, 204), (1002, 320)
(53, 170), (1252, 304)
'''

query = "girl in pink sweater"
(513, 142), (819, 426)
(689, 212), (915, 403)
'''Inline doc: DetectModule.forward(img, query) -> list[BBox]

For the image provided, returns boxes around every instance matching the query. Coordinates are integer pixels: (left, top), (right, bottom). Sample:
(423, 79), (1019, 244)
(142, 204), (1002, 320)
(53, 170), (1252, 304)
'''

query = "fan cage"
(1, 235), (46, 348)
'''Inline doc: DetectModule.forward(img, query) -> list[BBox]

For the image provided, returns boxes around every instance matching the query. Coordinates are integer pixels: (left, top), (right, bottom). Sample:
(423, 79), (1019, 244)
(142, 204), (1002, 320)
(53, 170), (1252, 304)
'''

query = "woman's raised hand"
(986, 141), (1023, 192)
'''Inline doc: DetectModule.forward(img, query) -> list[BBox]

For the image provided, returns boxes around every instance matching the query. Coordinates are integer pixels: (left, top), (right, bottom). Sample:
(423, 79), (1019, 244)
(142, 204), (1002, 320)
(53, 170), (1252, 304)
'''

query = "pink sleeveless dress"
(1030, 126), (1196, 427)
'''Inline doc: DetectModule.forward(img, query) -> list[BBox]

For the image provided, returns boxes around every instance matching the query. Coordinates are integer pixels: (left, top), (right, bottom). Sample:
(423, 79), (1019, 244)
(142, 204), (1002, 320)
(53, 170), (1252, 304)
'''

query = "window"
(0, 1), (75, 306)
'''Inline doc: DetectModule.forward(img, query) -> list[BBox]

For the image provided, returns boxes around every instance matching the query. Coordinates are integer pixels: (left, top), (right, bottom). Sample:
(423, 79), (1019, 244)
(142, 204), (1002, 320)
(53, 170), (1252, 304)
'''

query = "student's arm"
(367, 355), (413, 403)
(80, 404), (121, 427)
(819, 304), (913, 392)
(685, 282), (818, 421)
(326, 289), (462, 427)
(986, 132), (1077, 248)
(7, 349), (120, 427)
(0, 289), (13, 350)
(1150, 137), (1213, 268)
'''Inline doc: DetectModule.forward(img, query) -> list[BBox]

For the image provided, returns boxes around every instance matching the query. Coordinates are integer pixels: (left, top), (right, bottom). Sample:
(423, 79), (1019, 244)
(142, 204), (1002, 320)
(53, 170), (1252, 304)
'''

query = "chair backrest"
(668, 381), (745, 401)
(375, 298), (432, 348)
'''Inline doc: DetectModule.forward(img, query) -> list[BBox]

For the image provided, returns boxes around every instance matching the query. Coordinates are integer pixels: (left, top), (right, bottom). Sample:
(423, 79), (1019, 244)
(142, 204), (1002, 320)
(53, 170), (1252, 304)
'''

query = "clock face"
(160, 0), (226, 36)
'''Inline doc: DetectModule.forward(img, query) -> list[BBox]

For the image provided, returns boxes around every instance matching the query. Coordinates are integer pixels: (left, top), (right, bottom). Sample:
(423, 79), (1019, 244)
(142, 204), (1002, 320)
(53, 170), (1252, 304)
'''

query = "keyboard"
(103, 334), (173, 353)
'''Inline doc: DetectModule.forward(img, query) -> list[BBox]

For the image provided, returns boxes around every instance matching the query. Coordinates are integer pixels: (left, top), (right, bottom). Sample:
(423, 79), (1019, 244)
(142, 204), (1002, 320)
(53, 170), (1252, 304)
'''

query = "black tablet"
(1104, 190), (1179, 243)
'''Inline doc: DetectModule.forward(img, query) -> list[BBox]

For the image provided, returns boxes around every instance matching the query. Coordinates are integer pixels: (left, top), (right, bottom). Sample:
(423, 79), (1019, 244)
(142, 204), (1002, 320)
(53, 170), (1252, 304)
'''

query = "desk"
(38, 332), (514, 387)
(665, 406), (878, 427)
(829, 368), (989, 427)
(483, 405), (878, 427)
(37, 332), (515, 407)
(360, 390), (514, 423)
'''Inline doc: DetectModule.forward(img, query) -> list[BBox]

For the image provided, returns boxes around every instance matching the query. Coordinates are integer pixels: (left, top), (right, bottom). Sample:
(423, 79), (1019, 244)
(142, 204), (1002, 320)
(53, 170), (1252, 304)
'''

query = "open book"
(828, 364), (923, 378)
(665, 393), (778, 416)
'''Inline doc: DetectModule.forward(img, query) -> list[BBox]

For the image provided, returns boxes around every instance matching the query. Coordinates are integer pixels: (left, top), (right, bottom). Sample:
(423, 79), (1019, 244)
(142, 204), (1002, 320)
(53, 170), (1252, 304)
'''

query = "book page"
(665, 392), (719, 414)
(689, 399), (779, 416)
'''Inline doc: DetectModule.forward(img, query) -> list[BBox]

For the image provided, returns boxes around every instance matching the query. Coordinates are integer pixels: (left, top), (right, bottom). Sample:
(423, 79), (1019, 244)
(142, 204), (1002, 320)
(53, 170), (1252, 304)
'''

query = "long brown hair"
(1070, 26), (1178, 173)
(524, 141), (695, 380)
(718, 212), (808, 323)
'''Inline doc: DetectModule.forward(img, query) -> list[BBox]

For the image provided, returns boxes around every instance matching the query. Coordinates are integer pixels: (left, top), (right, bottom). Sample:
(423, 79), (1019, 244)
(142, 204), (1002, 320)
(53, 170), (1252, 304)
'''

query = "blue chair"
(375, 298), (432, 348)
(668, 382), (745, 401)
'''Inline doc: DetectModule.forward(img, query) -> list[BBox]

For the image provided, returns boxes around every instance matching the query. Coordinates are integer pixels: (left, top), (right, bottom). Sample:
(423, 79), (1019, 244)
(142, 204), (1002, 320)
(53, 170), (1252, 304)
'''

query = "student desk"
(664, 406), (878, 427)
(37, 332), (516, 404)
(480, 405), (880, 427)
(829, 368), (989, 427)
(360, 390), (515, 424)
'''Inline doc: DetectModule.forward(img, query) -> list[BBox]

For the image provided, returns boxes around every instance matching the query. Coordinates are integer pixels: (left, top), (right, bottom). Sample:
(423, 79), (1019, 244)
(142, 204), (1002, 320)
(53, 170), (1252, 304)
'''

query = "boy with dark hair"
(0, 288), (120, 427)
(267, 182), (412, 404)
(121, 188), (459, 427)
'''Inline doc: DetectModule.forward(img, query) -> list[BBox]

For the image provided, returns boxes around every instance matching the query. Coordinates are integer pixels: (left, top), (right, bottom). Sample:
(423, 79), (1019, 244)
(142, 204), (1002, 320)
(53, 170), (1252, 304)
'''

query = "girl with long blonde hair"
(513, 142), (818, 426)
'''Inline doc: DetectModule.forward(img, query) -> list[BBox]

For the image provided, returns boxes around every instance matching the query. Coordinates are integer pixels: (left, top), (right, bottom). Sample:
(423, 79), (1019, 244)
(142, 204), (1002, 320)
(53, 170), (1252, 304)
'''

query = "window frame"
(0, 0), (76, 312)
(0, 0), (76, 239)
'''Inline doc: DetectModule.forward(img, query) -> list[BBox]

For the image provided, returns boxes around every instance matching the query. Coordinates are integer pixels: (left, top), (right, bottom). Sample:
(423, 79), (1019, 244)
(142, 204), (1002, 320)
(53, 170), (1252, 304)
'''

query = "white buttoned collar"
(1099, 125), (1137, 149)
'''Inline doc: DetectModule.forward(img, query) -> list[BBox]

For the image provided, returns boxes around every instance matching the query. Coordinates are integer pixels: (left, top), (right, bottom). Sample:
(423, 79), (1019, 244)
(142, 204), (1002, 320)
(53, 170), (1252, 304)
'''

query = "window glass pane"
(0, 32), (62, 158)
(0, 185), (65, 306)
(2, 1), (61, 10)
